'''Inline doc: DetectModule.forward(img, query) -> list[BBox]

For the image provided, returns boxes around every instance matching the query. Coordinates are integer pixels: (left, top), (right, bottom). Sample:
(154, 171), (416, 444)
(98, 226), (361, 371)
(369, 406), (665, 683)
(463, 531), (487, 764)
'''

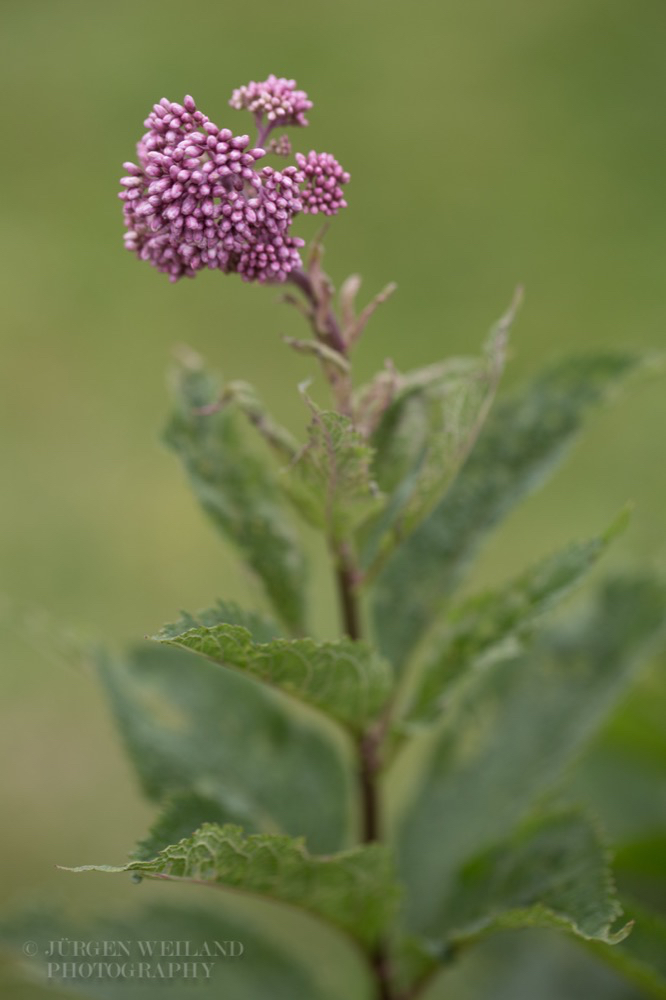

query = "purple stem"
(287, 269), (347, 355)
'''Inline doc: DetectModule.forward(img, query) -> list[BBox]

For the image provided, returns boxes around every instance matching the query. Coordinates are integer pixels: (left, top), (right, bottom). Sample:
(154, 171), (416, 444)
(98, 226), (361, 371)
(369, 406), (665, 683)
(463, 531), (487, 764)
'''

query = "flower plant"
(21, 76), (666, 999)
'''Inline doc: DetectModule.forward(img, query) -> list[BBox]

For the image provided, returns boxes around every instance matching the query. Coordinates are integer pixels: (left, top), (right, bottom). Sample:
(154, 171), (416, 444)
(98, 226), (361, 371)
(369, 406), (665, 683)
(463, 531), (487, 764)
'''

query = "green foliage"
(592, 899), (666, 999)
(48, 322), (665, 1000)
(158, 599), (282, 643)
(442, 809), (628, 946)
(63, 823), (399, 948)
(372, 352), (643, 669)
(153, 623), (393, 734)
(98, 644), (355, 853)
(133, 791), (237, 861)
(359, 305), (510, 571)
(392, 575), (666, 938)
(0, 900), (373, 1000)
(164, 354), (307, 633)
(406, 510), (630, 726)
(282, 401), (384, 544)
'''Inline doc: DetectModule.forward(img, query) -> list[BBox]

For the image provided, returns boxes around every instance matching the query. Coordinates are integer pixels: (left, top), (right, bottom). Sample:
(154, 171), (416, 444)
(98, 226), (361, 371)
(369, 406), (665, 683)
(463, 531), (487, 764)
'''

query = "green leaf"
(282, 402), (384, 544)
(407, 510), (629, 725)
(372, 352), (643, 670)
(394, 810), (628, 995)
(441, 809), (628, 947)
(63, 823), (399, 949)
(591, 898), (666, 999)
(133, 792), (237, 860)
(157, 599), (281, 644)
(164, 354), (306, 633)
(98, 644), (355, 853)
(152, 623), (392, 733)
(359, 304), (510, 570)
(0, 897), (374, 1000)
(421, 929), (647, 1000)
(391, 575), (666, 937)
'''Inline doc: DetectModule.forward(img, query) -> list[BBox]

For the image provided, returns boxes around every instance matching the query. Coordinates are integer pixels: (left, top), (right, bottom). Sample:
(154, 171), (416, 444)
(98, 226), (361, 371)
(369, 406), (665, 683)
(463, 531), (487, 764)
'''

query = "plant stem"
(288, 269), (347, 356)
(334, 546), (398, 1000)
(336, 562), (361, 642)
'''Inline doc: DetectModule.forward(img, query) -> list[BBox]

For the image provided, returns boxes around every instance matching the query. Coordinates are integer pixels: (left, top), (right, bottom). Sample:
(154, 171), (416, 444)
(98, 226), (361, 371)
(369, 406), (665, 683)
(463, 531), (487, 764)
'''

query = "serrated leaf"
(282, 404), (384, 543)
(359, 310), (509, 569)
(164, 356), (306, 633)
(153, 624), (392, 733)
(158, 599), (281, 644)
(591, 898), (666, 999)
(63, 823), (399, 948)
(423, 928), (647, 1000)
(392, 809), (629, 995)
(441, 809), (628, 947)
(133, 792), (237, 860)
(98, 644), (355, 853)
(407, 511), (628, 725)
(391, 575), (666, 937)
(0, 898), (373, 1000)
(372, 353), (643, 670)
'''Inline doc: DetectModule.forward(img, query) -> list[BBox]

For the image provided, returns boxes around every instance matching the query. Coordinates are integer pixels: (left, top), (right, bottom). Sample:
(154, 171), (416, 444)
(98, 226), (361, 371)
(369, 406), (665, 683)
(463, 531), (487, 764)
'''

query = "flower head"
(229, 75), (312, 129)
(119, 90), (349, 282)
(119, 96), (305, 283)
(296, 151), (350, 216)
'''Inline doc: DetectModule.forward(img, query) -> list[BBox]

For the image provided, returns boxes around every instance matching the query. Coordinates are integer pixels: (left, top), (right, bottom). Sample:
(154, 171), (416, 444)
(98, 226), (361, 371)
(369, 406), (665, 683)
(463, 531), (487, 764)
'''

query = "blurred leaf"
(569, 662), (666, 847)
(407, 510), (629, 725)
(98, 644), (354, 853)
(282, 402), (384, 544)
(441, 809), (628, 947)
(394, 810), (628, 995)
(157, 599), (281, 643)
(153, 624), (392, 734)
(590, 899), (666, 999)
(164, 355), (306, 633)
(391, 575), (666, 937)
(0, 898), (372, 1000)
(359, 301), (511, 570)
(423, 928), (647, 1000)
(372, 353), (644, 670)
(614, 834), (666, 885)
(63, 823), (399, 949)
(570, 746), (666, 847)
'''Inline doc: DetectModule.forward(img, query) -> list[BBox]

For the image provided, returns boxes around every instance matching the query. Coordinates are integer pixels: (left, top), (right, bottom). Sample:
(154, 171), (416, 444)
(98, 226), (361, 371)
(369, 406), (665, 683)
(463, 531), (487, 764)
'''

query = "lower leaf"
(61, 823), (399, 949)
(440, 809), (629, 948)
(589, 899), (666, 1000)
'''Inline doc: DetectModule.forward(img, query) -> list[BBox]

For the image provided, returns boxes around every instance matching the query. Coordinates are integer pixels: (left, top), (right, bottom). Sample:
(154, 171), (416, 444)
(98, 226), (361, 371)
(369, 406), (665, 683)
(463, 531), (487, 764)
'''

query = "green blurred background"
(1, 0), (665, 996)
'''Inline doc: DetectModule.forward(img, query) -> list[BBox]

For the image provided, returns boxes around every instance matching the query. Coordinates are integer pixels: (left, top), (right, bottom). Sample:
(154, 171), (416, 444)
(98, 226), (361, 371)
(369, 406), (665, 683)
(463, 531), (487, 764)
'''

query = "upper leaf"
(98, 644), (355, 853)
(406, 510), (629, 726)
(359, 308), (510, 570)
(390, 575), (666, 937)
(371, 352), (643, 670)
(153, 623), (392, 734)
(164, 354), (307, 633)
(63, 822), (400, 949)
(282, 401), (384, 544)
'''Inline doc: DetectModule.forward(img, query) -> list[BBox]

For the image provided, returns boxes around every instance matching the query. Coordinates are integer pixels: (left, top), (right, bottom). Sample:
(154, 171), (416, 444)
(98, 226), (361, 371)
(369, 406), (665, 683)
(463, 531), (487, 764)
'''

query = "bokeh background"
(1, 0), (665, 997)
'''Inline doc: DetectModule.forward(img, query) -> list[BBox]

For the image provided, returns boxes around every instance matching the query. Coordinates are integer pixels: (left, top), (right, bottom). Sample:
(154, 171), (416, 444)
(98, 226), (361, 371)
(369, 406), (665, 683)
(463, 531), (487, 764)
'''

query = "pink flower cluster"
(119, 82), (350, 283)
(229, 75), (312, 130)
(296, 151), (350, 216)
(120, 96), (304, 282)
